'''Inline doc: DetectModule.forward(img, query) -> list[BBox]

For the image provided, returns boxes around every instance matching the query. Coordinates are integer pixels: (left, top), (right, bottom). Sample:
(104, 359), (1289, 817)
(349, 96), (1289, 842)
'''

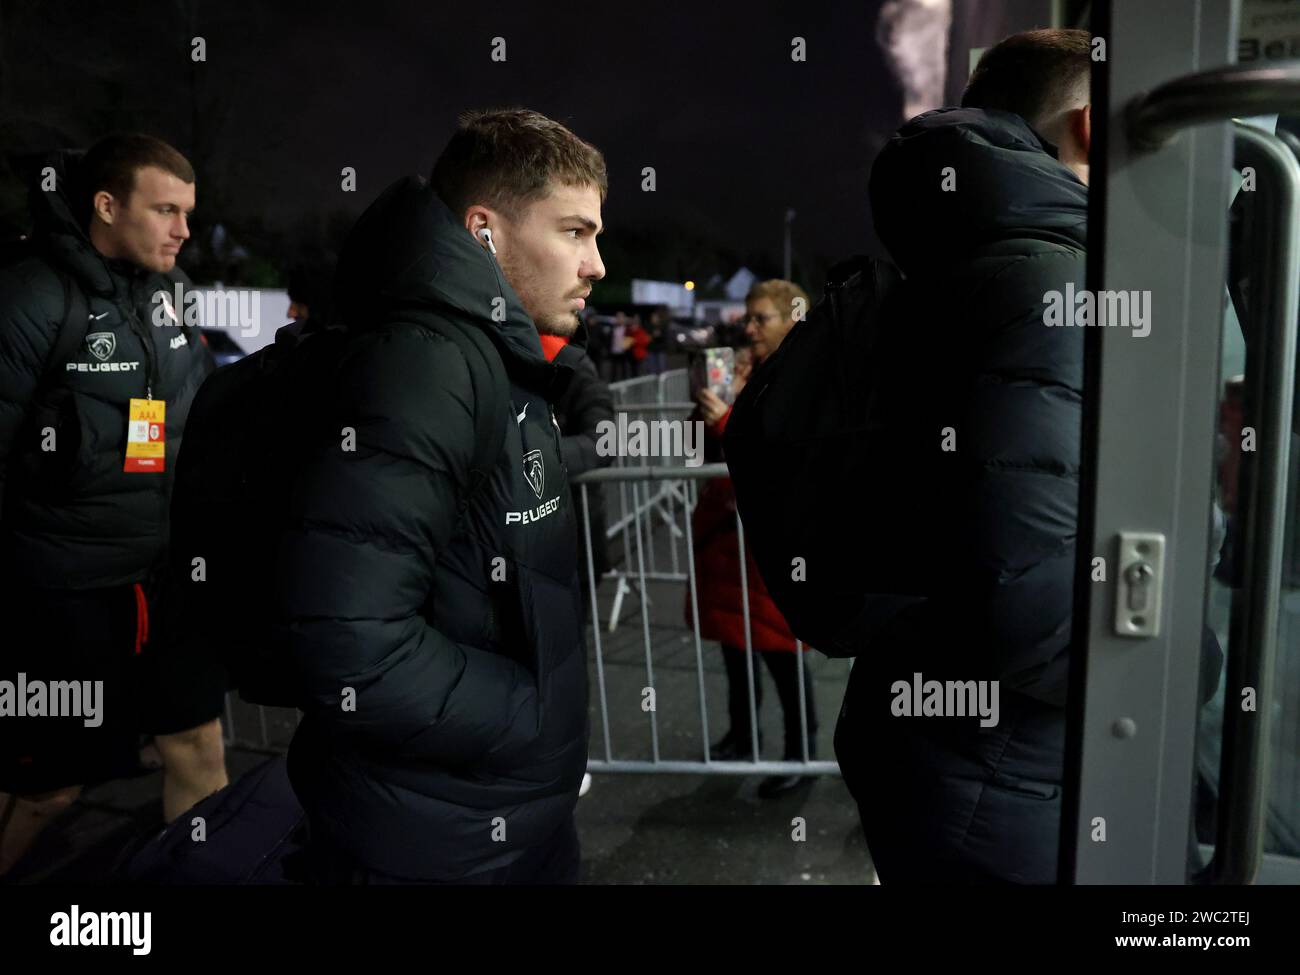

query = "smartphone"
(689, 347), (736, 405)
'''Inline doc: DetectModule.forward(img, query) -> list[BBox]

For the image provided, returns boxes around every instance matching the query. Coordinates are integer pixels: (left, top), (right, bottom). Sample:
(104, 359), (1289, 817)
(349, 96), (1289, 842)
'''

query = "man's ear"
(92, 190), (116, 226)
(1076, 103), (1092, 156)
(463, 204), (490, 238)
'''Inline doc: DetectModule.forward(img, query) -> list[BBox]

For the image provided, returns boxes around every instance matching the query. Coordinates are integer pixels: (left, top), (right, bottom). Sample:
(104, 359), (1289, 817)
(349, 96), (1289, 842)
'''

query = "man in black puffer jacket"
(0, 136), (220, 875)
(833, 29), (1093, 884)
(283, 109), (606, 884)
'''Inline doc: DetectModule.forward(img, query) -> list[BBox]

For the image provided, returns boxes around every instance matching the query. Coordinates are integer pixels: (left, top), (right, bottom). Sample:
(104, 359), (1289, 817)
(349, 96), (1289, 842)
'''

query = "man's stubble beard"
(498, 247), (579, 338)
(535, 312), (579, 337)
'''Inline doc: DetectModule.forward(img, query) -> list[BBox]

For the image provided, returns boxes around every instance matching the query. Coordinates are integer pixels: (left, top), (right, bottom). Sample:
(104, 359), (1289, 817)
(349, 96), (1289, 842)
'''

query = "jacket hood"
(869, 108), (1088, 277)
(29, 149), (144, 298)
(334, 175), (551, 373)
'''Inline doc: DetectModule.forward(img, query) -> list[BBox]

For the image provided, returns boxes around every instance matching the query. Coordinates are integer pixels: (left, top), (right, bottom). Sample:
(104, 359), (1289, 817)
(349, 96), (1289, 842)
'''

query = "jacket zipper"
(124, 303), (160, 400)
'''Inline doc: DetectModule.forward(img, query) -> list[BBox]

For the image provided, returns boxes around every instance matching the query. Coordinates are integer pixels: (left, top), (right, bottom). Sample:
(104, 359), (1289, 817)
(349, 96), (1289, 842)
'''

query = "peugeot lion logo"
(523, 449), (545, 499)
(86, 332), (116, 362)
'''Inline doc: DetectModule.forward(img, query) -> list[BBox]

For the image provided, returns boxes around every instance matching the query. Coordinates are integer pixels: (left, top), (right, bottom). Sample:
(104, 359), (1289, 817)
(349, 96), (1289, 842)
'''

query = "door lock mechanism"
(1115, 532), (1165, 638)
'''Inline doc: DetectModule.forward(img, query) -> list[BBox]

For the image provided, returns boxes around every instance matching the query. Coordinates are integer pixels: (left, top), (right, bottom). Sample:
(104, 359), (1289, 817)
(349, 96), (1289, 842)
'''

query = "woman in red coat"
(686, 280), (815, 798)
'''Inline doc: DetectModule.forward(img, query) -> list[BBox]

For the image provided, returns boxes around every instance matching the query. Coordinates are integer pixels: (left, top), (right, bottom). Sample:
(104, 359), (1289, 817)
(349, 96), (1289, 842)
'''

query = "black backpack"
(163, 314), (509, 708)
(115, 755), (308, 884)
(723, 257), (933, 657)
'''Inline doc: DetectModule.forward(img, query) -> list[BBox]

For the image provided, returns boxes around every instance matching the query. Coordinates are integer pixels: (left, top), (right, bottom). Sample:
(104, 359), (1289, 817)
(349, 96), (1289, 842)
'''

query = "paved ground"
(4, 475), (875, 885)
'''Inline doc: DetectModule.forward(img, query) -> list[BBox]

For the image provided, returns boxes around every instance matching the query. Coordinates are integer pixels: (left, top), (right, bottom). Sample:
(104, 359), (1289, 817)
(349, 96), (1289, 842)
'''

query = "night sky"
(1, 0), (912, 293)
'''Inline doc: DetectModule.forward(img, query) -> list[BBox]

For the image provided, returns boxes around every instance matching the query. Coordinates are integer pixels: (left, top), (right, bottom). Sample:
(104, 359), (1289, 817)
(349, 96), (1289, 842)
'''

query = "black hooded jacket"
(0, 152), (213, 589)
(277, 177), (590, 880)
(835, 109), (1088, 883)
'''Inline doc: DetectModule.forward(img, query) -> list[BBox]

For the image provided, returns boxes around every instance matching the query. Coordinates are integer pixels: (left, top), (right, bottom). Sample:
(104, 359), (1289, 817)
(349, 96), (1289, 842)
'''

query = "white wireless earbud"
(478, 227), (497, 256)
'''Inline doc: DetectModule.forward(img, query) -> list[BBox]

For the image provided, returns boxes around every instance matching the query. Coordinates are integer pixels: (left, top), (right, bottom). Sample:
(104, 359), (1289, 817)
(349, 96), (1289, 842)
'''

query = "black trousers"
(721, 644), (817, 758)
(305, 813), (581, 885)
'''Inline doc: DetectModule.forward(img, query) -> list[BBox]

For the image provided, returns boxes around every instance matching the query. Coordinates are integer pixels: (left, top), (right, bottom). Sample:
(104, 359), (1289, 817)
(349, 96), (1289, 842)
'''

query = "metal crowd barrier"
(601, 370), (695, 628)
(575, 463), (839, 776)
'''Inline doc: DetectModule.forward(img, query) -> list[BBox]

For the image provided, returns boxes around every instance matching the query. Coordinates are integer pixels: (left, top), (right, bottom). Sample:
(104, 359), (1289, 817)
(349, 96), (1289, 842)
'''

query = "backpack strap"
(421, 318), (510, 515)
(35, 269), (90, 401)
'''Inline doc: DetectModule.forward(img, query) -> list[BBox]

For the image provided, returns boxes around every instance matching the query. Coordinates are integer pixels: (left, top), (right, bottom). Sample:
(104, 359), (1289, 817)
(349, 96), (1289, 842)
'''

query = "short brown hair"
(431, 108), (608, 220)
(961, 29), (1092, 139)
(747, 279), (810, 322)
(79, 133), (194, 224)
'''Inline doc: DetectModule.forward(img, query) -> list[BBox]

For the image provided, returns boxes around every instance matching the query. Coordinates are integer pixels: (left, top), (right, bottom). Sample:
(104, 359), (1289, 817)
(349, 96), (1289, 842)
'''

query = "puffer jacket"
(0, 151), (213, 589)
(836, 108), (1087, 883)
(277, 176), (590, 881)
